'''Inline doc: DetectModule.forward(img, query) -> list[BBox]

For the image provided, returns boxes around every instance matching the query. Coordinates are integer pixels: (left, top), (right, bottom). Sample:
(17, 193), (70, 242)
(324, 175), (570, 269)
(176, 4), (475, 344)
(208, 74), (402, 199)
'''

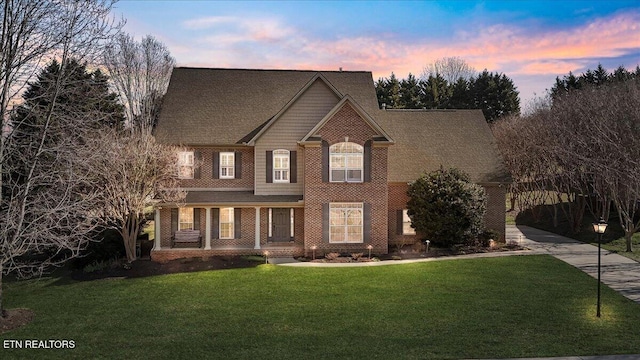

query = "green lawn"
(2, 255), (640, 359)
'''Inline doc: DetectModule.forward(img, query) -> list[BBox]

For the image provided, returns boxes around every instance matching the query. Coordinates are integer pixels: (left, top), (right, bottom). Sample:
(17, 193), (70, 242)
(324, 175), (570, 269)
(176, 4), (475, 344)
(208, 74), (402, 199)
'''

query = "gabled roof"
(245, 73), (343, 145)
(155, 68), (380, 146)
(300, 95), (394, 143)
(376, 109), (511, 184)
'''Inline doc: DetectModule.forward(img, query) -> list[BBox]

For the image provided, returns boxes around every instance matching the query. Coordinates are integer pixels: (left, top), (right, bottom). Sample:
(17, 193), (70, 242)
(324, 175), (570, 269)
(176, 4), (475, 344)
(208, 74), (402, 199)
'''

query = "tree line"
(0, 0), (184, 316)
(375, 58), (520, 123)
(551, 63), (640, 98)
(492, 64), (640, 253)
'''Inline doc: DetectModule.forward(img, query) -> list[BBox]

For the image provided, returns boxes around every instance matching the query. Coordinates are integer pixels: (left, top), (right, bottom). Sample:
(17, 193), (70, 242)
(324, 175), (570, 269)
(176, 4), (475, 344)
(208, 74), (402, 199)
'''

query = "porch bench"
(172, 230), (202, 248)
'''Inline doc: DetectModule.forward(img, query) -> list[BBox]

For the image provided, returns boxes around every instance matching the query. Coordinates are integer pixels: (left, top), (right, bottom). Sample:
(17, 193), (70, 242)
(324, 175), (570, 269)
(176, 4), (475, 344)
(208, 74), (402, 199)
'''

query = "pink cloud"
(176, 11), (639, 106)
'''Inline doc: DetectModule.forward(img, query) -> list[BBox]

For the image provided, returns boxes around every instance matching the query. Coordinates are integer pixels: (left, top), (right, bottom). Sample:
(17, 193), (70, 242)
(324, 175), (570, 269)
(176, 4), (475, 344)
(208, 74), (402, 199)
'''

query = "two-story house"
(151, 68), (510, 262)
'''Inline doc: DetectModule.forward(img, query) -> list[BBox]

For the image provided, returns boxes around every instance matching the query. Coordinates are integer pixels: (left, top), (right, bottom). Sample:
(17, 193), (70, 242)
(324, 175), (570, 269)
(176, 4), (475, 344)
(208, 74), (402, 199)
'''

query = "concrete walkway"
(506, 225), (640, 304)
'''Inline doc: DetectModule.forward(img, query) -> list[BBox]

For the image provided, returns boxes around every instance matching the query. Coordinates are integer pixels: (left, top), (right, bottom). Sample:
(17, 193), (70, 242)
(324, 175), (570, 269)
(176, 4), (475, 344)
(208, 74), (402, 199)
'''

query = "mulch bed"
(70, 256), (262, 282)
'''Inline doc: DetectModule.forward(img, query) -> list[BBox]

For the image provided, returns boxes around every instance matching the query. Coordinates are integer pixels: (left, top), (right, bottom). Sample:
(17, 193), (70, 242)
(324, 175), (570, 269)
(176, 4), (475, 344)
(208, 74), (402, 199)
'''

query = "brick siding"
(304, 103), (389, 256)
(179, 147), (254, 189)
(482, 185), (507, 241)
(388, 182), (420, 246)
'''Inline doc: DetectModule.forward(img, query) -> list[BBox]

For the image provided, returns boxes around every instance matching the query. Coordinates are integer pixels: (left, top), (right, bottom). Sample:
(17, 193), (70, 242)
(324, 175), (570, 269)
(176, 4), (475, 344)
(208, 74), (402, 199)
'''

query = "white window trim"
(290, 208), (295, 238)
(273, 149), (290, 183)
(329, 202), (364, 244)
(268, 209), (272, 238)
(178, 151), (194, 179)
(178, 207), (194, 231)
(402, 209), (416, 235)
(220, 152), (235, 179)
(219, 207), (234, 239)
(329, 142), (363, 183)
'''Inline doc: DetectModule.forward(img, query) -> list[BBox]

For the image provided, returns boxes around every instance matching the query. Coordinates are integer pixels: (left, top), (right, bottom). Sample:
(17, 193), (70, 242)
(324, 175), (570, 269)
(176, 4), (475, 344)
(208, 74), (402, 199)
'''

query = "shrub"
(407, 167), (487, 247)
(71, 228), (126, 270)
(351, 253), (363, 261)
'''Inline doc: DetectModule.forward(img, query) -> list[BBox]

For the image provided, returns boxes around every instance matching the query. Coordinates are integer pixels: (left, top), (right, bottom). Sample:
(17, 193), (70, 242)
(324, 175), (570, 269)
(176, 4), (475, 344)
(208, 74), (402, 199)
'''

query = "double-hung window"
(273, 150), (290, 183)
(329, 203), (363, 243)
(178, 151), (194, 179)
(330, 142), (363, 182)
(219, 207), (234, 239)
(178, 208), (194, 231)
(220, 152), (235, 179)
(402, 209), (416, 235)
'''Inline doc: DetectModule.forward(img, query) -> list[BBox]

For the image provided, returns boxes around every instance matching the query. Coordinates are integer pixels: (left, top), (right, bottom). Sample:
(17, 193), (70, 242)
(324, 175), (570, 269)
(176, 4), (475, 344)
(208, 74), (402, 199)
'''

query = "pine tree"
(469, 70), (520, 122)
(399, 73), (422, 108)
(420, 74), (450, 109)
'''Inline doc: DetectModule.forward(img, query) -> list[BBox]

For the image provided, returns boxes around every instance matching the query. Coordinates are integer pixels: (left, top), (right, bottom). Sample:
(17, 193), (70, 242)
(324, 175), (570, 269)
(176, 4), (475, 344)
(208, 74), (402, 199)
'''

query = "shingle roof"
(376, 109), (511, 184)
(155, 68), (379, 146)
(156, 67), (510, 184)
(184, 191), (303, 205)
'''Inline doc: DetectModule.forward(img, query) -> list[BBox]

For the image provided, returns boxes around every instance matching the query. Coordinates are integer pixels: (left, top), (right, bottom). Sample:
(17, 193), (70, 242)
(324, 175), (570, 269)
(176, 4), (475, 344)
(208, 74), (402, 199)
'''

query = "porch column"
(154, 208), (161, 250)
(205, 207), (212, 250)
(254, 207), (261, 249)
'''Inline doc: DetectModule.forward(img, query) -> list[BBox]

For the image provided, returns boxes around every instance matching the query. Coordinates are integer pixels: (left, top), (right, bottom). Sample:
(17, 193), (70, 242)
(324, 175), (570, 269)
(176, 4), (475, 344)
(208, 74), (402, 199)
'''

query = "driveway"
(507, 225), (640, 304)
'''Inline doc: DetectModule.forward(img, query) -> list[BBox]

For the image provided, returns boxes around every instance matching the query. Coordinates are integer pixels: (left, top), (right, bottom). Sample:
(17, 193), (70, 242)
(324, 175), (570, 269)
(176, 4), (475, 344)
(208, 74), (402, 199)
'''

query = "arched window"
(330, 142), (363, 182)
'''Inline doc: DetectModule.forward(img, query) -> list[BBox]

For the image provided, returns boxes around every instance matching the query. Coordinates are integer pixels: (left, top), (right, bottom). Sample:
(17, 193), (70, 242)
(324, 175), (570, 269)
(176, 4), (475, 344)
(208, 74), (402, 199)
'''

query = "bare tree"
(104, 33), (175, 134)
(0, 0), (121, 317)
(92, 130), (184, 263)
(421, 56), (476, 84)
(493, 78), (640, 251)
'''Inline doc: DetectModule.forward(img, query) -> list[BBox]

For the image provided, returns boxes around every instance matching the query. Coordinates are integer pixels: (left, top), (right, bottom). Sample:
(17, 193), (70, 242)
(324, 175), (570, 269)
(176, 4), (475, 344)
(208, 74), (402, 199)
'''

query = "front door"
(272, 208), (290, 242)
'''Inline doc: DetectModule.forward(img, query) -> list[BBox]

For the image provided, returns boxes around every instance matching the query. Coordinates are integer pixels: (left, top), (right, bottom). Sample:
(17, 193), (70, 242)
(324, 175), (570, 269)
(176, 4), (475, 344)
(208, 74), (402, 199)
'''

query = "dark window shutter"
(364, 203), (372, 243)
(290, 151), (297, 183)
(235, 151), (242, 179)
(290, 209), (295, 241)
(234, 208), (241, 239)
(193, 208), (201, 230)
(322, 203), (329, 243)
(212, 151), (219, 179)
(396, 209), (404, 235)
(194, 151), (202, 179)
(364, 140), (372, 182)
(171, 208), (178, 235)
(266, 150), (273, 183)
(321, 140), (329, 182)
(212, 208), (219, 239)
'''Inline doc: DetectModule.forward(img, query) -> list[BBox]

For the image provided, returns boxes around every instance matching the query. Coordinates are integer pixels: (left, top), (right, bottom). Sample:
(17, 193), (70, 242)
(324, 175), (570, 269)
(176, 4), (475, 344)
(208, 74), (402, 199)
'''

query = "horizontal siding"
(255, 80), (339, 195)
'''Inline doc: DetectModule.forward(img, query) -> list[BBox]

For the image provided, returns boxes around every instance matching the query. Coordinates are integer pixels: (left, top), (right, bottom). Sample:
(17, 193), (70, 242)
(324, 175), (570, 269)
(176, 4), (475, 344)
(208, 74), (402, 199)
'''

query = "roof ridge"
(385, 108), (471, 112)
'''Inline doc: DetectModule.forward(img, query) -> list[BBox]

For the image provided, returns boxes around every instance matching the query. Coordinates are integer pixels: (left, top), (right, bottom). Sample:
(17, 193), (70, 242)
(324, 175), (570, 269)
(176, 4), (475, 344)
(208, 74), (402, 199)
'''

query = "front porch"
(152, 197), (306, 262)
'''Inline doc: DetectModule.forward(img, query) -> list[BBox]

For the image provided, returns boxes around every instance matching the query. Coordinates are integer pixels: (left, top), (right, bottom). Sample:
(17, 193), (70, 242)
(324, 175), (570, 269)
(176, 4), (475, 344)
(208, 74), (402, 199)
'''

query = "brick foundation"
(151, 245), (304, 263)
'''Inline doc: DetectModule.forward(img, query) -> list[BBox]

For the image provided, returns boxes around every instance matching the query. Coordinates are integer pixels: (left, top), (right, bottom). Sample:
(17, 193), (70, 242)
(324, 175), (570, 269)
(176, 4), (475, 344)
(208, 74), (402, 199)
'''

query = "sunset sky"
(113, 0), (640, 108)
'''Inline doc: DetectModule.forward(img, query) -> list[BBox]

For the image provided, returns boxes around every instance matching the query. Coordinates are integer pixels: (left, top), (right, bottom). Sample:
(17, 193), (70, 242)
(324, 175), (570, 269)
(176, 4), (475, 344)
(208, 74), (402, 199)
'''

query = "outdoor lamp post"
(592, 217), (608, 318)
